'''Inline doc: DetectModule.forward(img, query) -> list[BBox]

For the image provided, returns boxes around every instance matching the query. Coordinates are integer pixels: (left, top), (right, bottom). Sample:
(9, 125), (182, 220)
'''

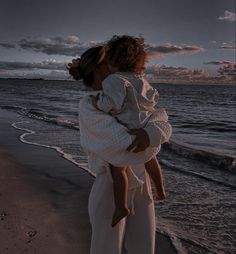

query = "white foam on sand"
(11, 120), (95, 177)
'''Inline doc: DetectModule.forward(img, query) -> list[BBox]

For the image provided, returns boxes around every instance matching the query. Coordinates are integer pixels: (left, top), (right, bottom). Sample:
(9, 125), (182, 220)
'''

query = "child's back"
(97, 72), (167, 130)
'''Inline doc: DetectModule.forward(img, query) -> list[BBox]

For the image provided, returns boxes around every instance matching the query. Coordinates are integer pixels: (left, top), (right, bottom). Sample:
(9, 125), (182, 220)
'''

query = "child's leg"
(110, 164), (130, 227)
(144, 156), (166, 200)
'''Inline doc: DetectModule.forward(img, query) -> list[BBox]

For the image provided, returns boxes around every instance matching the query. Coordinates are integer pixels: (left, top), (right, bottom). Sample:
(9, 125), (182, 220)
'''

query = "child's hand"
(126, 129), (150, 153)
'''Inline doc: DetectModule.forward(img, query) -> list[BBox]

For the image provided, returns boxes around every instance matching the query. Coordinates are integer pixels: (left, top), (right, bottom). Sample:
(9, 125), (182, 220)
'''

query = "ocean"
(0, 79), (235, 254)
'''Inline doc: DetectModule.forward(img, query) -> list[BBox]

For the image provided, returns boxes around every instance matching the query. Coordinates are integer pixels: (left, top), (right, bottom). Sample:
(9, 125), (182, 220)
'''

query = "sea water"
(0, 79), (235, 254)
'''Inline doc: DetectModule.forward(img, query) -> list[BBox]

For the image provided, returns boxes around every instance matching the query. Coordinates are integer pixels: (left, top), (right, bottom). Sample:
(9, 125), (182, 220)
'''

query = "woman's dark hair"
(105, 35), (147, 75)
(68, 45), (104, 86)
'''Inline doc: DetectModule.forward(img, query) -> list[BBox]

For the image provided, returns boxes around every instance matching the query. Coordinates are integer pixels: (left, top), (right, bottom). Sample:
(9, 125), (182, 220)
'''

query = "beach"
(0, 79), (235, 253)
(0, 108), (177, 254)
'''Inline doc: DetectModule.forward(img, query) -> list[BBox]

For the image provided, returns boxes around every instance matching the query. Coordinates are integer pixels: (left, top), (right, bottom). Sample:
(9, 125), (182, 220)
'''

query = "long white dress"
(79, 75), (172, 254)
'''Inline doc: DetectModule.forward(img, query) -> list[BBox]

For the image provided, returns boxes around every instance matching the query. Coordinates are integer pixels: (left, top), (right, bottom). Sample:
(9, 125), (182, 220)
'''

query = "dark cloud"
(0, 36), (102, 56)
(17, 36), (91, 56)
(146, 43), (204, 58)
(0, 36), (204, 58)
(204, 61), (235, 65)
(219, 41), (236, 50)
(0, 42), (16, 48)
(220, 46), (236, 50)
(0, 60), (67, 71)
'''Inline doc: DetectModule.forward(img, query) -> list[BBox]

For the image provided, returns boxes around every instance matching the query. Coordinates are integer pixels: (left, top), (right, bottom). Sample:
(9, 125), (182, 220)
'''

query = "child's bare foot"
(154, 189), (166, 201)
(112, 207), (130, 227)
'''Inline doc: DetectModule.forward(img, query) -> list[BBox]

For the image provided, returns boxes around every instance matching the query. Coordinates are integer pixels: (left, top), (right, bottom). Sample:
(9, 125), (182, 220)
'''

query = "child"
(90, 71), (167, 227)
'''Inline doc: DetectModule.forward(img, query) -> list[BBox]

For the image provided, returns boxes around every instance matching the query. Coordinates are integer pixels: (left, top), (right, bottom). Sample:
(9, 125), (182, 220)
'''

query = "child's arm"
(95, 74), (127, 113)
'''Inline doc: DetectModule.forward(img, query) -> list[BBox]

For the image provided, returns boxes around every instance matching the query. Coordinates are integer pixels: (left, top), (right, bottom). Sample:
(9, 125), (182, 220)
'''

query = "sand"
(0, 109), (177, 254)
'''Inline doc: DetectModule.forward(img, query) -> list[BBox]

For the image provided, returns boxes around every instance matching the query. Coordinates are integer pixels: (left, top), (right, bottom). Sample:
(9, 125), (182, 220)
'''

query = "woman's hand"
(126, 129), (150, 153)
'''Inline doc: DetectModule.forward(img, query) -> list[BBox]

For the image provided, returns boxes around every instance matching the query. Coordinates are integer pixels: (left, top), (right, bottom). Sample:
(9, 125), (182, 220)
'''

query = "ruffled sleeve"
(96, 74), (127, 113)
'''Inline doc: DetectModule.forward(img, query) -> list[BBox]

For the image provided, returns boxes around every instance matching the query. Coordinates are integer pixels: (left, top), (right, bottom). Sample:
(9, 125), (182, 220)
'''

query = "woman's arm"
(79, 95), (172, 166)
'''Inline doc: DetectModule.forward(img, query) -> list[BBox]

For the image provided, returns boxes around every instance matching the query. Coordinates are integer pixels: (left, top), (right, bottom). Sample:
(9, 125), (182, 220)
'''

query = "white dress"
(97, 72), (166, 129)
(79, 74), (172, 254)
(95, 72), (169, 165)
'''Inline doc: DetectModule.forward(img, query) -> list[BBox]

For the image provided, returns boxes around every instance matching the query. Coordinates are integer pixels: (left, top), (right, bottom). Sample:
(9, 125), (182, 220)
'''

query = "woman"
(67, 35), (172, 254)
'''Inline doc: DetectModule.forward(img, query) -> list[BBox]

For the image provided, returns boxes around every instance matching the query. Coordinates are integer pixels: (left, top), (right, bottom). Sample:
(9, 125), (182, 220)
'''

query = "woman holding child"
(67, 35), (172, 254)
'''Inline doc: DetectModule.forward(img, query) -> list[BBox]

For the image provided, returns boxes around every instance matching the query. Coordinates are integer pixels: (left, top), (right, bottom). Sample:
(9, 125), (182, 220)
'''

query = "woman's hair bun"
(67, 45), (104, 84)
(67, 58), (85, 80)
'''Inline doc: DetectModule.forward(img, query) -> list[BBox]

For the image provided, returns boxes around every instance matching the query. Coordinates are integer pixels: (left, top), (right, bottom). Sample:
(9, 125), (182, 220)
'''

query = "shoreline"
(0, 108), (177, 254)
(1, 77), (235, 86)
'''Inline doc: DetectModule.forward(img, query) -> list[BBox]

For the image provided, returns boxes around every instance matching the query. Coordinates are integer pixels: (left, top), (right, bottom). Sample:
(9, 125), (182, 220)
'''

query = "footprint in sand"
(26, 230), (37, 238)
(0, 211), (7, 221)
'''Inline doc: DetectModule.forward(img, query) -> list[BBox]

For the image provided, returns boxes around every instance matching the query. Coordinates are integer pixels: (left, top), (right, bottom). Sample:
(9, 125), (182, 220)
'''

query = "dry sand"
(0, 109), (177, 254)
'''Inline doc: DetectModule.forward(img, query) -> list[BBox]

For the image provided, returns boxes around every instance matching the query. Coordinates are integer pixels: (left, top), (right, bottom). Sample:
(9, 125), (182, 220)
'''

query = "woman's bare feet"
(112, 207), (130, 227)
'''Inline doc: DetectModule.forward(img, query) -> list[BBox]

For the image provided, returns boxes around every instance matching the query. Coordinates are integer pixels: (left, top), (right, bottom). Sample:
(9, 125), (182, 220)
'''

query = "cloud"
(16, 36), (88, 56)
(0, 35), (102, 56)
(145, 65), (206, 82)
(0, 59), (75, 80)
(0, 36), (204, 59)
(0, 59), (67, 71)
(219, 46), (236, 50)
(145, 64), (208, 78)
(67, 35), (80, 44)
(204, 61), (235, 65)
(145, 43), (204, 59)
(217, 62), (236, 80)
(144, 64), (235, 84)
(218, 10), (236, 22)
(1, 61), (235, 84)
(204, 61), (235, 82)
(0, 70), (68, 80)
(219, 41), (236, 50)
(0, 42), (16, 48)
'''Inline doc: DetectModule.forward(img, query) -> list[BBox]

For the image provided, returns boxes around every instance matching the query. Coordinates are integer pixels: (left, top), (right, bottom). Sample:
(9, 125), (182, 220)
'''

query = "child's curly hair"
(105, 35), (147, 75)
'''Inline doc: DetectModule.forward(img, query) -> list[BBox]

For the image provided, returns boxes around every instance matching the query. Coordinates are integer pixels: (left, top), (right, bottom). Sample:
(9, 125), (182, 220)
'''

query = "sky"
(0, 0), (235, 84)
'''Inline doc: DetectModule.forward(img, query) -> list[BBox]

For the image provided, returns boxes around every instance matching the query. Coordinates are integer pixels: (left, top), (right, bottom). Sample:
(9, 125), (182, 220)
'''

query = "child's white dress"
(96, 72), (168, 159)
(97, 72), (168, 130)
